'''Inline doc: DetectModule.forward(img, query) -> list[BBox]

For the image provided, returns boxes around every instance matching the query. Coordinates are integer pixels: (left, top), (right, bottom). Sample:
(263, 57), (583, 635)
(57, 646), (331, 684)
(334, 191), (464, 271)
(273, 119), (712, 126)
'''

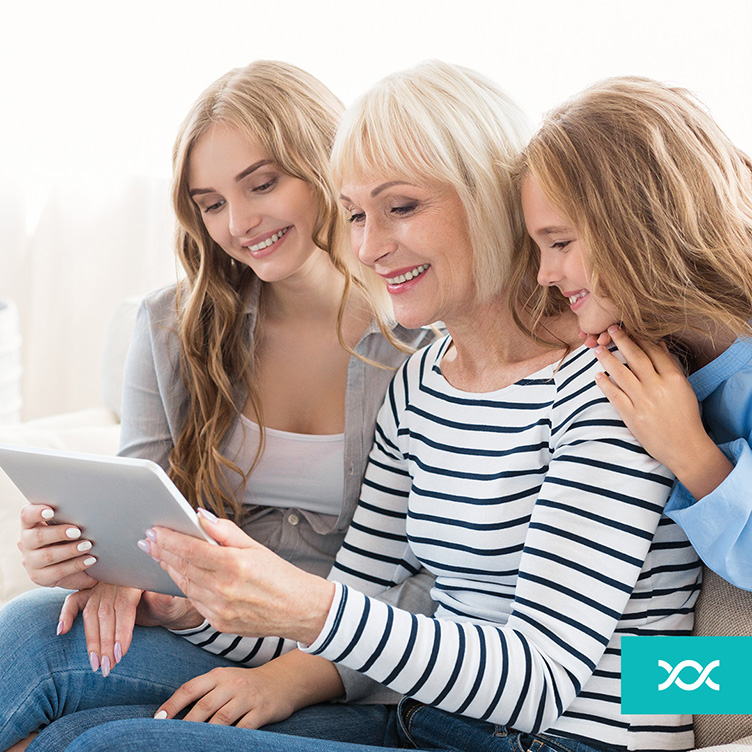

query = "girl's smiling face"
(521, 176), (621, 335)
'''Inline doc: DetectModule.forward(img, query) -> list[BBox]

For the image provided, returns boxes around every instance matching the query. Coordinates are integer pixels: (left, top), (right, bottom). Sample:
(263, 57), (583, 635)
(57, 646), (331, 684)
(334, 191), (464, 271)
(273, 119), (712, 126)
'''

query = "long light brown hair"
(512, 76), (752, 348)
(169, 61), (389, 519)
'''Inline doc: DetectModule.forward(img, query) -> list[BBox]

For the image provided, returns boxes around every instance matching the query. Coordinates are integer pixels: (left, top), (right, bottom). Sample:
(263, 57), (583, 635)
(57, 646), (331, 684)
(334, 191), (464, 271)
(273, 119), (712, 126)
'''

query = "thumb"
(197, 508), (256, 549)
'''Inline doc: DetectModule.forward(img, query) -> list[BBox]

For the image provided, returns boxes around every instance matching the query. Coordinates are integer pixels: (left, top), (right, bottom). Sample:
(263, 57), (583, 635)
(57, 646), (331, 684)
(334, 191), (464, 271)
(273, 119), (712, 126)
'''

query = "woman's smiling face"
(521, 176), (620, 335)
(340, 179), (477, 330)
(188, 123), (320, 283)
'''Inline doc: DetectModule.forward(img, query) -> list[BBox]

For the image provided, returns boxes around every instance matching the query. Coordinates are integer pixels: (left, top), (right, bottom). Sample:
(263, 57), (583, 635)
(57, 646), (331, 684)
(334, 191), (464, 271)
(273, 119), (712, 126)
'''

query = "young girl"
(518, 75), (752, 590)
(1, 60), (434, 751)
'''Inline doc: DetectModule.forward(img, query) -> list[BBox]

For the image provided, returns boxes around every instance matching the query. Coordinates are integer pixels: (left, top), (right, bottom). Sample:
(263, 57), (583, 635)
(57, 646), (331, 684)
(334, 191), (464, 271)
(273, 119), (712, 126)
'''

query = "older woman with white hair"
(64, 61), (700, 752)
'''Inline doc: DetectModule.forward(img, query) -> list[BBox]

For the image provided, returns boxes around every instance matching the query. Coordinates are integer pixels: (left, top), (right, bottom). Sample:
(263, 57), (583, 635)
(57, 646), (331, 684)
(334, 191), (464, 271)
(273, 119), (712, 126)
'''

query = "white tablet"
(0, 444), (218, 597)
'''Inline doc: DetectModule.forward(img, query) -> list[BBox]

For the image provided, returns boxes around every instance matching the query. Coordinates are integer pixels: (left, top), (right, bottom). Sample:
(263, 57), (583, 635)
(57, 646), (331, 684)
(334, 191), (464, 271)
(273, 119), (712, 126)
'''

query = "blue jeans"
(64, 700), (618, 752)
(0, 589), (393, 751)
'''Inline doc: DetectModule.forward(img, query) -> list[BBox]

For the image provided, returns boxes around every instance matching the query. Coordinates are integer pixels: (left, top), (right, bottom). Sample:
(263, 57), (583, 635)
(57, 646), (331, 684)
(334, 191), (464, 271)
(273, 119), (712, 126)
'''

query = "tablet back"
(0, 444), (216, 597)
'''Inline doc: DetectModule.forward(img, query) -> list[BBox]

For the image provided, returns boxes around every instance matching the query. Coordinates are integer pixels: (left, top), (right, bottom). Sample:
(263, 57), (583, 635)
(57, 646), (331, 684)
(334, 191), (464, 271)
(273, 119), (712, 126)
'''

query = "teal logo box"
(622, 636), (752, 714)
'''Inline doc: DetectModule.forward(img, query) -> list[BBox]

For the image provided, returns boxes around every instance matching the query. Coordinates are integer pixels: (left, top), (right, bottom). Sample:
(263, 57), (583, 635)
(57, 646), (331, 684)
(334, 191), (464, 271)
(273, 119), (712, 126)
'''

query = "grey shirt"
(119, 283), (436, 702)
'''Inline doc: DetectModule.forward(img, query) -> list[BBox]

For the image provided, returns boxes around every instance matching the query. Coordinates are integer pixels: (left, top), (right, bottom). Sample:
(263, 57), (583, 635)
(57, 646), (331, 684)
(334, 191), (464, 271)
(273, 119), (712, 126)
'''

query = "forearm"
(669, 435), (733, 500)
(272, 650), (345, 710)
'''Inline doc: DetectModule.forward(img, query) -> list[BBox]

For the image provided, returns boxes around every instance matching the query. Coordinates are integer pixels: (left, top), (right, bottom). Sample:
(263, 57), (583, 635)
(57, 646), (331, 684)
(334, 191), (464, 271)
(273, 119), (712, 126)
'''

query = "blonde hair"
(331, 60), (529, 305)
(514, 76), (752, 347)
(170, 60), (388, 519)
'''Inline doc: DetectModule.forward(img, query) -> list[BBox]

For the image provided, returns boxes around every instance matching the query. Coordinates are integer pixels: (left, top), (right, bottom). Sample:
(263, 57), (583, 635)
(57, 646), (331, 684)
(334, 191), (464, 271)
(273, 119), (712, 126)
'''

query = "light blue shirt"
(665, 336), (752, 589)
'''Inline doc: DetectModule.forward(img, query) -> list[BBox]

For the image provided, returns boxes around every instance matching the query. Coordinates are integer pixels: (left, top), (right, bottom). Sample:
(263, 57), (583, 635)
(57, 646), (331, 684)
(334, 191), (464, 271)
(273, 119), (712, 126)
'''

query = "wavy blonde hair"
(169, 60), (389, 519)
(331, 60), (530, 306)
(513, 76), (752, 346)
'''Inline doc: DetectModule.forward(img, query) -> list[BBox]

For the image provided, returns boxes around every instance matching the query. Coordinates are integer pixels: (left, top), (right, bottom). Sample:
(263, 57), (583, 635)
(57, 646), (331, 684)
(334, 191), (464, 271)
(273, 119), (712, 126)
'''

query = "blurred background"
(1, 0), (750, 420)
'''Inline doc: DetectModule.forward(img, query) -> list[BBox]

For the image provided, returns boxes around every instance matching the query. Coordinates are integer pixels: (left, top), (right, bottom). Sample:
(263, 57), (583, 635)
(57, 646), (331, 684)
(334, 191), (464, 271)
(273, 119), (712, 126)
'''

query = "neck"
(263, 250), (346, 324)
(441, 293), (575, 391)
(679, 323), (738, 371)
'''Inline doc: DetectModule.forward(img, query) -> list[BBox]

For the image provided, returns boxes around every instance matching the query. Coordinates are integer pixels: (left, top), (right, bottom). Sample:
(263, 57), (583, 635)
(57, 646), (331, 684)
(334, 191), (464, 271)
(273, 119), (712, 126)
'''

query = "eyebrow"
(536, 225), (573, 236)
(189, 159), (273, 197)
(339, 181), (415, 203)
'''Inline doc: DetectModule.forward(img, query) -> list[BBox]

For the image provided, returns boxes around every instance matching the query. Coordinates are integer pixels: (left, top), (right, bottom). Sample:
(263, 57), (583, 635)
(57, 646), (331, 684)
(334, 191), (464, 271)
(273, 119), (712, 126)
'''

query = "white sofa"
(0, 297), (750, 750)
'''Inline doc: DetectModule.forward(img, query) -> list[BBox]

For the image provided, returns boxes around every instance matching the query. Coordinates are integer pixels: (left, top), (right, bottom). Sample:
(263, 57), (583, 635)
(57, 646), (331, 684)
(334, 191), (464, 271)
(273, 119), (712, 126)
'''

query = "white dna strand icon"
(658, 660), (720, 691)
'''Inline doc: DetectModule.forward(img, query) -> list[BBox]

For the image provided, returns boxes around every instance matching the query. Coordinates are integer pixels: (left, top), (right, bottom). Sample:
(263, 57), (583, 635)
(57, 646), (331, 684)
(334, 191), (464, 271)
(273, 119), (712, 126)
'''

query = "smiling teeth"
(386, 264), (430, 285)
(249, 227), (288, 252)
(568, 290), (588, 304)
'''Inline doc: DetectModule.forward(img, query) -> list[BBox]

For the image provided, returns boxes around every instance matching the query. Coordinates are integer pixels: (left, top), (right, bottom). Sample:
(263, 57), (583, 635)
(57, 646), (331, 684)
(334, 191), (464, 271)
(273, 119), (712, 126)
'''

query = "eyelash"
(203, 200), (225, 214)
(253, 177), (277, 193)
(552, 241), (571, 251)
(346, 203), (418, 224)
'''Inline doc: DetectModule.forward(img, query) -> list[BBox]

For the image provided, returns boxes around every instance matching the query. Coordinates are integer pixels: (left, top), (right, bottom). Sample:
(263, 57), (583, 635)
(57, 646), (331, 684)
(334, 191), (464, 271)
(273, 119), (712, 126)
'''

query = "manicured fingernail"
(595, 372), (605, 380)
(56, 621), (64, 635)
(66, 527), (81, 539)
(198, 508), (218, 523)
(154, 710), (168, 720)
(83, 556), (97, 566)
(114, 642), (123, 664)
(607, 325), (620, 333)
(90, 651), (99, 672)
(594, 346), (603, 355)
(145, 528), (157, 542)
(137, 539), (151, 555)
(101, 655), (111, 678)
(42, 508), (54, 520)
(77, 540), (92, 552)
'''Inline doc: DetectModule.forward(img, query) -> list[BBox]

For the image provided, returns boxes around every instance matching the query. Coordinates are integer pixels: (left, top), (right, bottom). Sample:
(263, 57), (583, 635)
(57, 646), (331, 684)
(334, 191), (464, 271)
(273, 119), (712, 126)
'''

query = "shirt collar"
(688, 336), (752, 402)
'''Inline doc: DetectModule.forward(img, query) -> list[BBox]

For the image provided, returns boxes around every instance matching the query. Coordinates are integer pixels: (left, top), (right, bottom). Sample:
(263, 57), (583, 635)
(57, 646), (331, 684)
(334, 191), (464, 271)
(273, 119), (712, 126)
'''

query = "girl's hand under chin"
(590, 325), (732, 500)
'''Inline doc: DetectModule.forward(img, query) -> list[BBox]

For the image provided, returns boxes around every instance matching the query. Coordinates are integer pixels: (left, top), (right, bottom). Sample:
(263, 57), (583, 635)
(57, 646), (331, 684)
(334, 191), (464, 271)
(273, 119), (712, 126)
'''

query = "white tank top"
(224, 414), (345, 516)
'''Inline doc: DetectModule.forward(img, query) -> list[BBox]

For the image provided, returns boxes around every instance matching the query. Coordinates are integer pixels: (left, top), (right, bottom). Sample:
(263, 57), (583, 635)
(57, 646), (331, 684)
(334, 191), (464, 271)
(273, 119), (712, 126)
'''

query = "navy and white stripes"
(304, 338), (700, 751)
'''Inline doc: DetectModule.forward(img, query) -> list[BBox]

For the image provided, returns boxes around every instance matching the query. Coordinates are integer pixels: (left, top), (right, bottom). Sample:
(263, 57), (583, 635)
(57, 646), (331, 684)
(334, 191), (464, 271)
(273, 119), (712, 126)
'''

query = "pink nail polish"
(137, 539), (151, 555)
(198, 507), (218, 523)
(90, 651), (99, 672)
(101, 655), (111, 678)
(146, 528), (157, 542)
(114, 642), (123, 663)
(56, 621), (64, 636)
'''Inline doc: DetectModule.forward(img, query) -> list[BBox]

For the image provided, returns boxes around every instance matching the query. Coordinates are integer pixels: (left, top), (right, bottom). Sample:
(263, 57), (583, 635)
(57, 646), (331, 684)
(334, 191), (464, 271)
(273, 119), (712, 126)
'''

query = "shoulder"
(137, 283), (181, 329)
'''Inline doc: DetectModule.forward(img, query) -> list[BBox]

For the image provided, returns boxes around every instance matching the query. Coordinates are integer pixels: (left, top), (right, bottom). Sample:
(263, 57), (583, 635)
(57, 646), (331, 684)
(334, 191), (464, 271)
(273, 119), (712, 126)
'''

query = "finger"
(593, 346), (641, 393)
(582, 334), (599, 349)
(596, 331), (612, 347)
(112, 588), (142, 664)
(159, 673), (220, 721)
(637, 338), (684, 376)
(604, 326), (659, 377)
(20, 504), (56, 529)
(20, 539), (97, 588)
(594, 371), (636, 416)
(58, 590), (90, 636)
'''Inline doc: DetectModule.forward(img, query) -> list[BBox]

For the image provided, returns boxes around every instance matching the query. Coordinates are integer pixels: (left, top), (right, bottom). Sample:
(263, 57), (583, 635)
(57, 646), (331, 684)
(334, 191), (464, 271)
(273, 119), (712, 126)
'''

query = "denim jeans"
(0, 589), (393, 751)
(64, 699), (619, 752)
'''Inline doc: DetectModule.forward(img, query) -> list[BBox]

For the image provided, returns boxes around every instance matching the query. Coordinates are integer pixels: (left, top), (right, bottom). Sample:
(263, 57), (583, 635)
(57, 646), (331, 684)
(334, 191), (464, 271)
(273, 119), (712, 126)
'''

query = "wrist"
(293, 577), (336, 646)
(672, 437), (733, 500)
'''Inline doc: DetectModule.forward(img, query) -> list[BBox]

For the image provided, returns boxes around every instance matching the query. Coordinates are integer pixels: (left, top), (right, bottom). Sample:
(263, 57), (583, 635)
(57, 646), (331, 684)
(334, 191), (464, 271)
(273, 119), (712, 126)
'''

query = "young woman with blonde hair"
(519, 75), (752, 589)
(0, 60), (434, 751)
(66, 61), (699, 752)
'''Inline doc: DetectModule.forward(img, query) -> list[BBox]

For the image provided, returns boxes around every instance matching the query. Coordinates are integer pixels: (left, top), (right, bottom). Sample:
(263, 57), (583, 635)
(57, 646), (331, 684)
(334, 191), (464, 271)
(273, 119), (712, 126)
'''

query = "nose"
(537, 248), (562, 288)
(228, 200), (262, 238)
(353, 216), (396, 268)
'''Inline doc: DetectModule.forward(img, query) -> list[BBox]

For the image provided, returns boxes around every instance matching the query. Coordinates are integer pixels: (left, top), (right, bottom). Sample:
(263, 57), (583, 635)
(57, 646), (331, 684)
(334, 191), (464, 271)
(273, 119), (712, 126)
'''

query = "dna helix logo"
(658, 659), (720, 692)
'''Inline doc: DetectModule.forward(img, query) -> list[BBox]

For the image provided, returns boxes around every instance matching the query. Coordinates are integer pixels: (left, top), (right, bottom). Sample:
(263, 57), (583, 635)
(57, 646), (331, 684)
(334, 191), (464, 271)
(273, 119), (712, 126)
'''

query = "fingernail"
(145, 528), (157, 542)
(83, 556), (97, 566)
(90, 651), (99, 672)
(56, 621), (64, 635)
(137, 539), (151, 555)
(42, 508), (54, 520)
(198, 508), (218, 523)
(594, 346), (603, 355)
(114, 641), (123, 663)
(595, 372), (605, 380)
(101, 655), (111, 678)
(66, 527), (82, 540)
(77, 540), (92, 552)
(154, 710), (168, 720)
(607, 325), (620, 333)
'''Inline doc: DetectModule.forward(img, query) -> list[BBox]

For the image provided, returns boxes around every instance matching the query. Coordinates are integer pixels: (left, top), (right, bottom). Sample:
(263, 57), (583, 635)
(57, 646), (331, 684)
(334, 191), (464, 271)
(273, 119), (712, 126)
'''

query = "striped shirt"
(303, 337), (701, 751)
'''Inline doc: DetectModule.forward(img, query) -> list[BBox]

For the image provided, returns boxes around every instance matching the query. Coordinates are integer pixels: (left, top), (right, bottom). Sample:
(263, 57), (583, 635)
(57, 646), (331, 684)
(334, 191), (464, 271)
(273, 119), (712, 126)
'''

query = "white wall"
(1, 0), (751, 418)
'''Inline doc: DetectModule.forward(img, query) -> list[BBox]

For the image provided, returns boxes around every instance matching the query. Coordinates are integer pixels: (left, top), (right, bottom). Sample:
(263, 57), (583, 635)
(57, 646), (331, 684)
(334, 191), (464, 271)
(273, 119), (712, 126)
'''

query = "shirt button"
(287, 513), (300, 526)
